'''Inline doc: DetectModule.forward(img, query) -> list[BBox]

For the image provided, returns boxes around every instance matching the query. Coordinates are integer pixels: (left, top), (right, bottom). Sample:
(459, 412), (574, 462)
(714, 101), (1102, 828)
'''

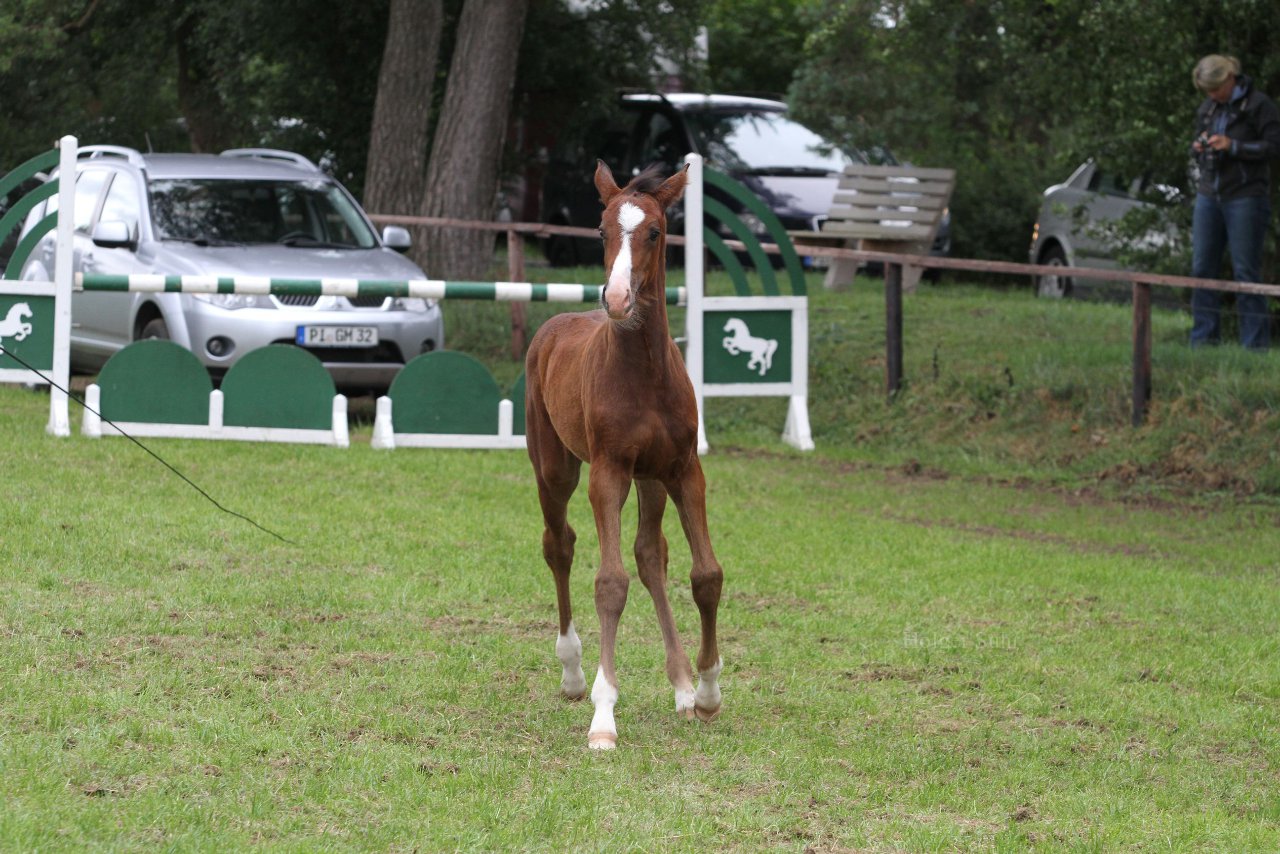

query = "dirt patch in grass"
(866, 510), (1163, 559)
(844, 663), (962, 683)
(422, 612), (553, 641)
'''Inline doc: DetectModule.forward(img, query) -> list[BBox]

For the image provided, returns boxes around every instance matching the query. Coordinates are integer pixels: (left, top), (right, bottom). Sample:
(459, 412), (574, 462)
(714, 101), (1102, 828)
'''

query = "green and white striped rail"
(76, 274), (686, 306)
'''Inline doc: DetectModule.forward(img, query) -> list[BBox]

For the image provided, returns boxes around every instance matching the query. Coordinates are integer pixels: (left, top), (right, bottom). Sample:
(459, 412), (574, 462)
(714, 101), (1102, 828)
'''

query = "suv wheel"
(139, 317), (170, 340)
(1036, 245), (1072, 299)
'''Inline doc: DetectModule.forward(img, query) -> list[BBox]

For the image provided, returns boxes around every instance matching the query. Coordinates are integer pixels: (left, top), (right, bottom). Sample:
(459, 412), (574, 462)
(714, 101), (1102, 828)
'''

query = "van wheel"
(139, 317), (170, 340)
(1036, 245), (1072, 299)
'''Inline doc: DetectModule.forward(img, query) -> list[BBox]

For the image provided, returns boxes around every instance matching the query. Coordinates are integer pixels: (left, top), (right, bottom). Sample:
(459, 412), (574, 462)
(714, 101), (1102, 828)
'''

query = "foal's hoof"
(561, 687), (587, 702)
(588, 731), (617, 750)
(694, 704), (721, 723)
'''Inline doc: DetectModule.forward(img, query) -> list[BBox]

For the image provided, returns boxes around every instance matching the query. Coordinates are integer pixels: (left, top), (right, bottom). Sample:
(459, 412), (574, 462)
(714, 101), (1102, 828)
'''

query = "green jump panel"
(510, 372), (527, 436)
(221, 345), (334, 430)
(98, 340), (212, 425)
(388, 351), (502, 435)
(705, 167), (807, 296)
(0, 294), (55, 372)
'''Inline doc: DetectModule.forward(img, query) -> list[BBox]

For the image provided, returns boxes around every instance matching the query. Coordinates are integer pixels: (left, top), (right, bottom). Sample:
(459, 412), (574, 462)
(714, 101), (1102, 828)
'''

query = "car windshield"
(148, 178), (377, 248)
(684, 110), (859, 173)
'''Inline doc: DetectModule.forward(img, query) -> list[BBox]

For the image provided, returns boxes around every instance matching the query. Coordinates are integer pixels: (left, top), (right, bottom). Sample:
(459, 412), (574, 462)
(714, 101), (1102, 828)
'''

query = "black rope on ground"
(0, 345), (296, 545)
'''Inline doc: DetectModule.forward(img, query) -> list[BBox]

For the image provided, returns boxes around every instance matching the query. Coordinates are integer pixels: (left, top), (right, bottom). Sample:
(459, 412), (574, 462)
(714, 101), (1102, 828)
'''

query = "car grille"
(275, 294), (319, 307)
(346, 296), (388, 308)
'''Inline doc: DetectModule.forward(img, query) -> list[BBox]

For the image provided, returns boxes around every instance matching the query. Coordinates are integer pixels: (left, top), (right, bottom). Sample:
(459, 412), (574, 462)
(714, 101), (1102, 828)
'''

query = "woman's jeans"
(1190, 192), (1272, 349)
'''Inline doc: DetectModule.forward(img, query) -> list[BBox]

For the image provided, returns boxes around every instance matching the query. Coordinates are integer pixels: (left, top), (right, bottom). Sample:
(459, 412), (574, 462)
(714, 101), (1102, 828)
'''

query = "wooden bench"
(790, 164), (955, 292)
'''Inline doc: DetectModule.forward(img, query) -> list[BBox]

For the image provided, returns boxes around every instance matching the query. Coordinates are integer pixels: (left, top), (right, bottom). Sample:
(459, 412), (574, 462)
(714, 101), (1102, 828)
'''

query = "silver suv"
(19, 146), (443, 390)
(1029, 160), (1176, 299)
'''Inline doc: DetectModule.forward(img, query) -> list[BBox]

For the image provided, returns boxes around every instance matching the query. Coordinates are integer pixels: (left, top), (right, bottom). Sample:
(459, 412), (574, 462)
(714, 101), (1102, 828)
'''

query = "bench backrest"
(820, 164), (955, 242)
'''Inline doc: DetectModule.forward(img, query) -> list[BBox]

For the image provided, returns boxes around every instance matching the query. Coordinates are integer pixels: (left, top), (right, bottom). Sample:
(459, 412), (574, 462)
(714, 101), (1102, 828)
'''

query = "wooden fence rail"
(369, 213), (1280, 427)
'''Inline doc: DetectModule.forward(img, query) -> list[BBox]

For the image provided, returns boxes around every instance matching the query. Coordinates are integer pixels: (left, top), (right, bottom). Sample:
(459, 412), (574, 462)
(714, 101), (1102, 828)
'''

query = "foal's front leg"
(586, 461), (632, 750)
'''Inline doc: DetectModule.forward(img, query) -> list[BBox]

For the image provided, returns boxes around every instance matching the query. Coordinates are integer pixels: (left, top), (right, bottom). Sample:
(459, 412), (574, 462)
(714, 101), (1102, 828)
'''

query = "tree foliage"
(704, 0), (809, 96)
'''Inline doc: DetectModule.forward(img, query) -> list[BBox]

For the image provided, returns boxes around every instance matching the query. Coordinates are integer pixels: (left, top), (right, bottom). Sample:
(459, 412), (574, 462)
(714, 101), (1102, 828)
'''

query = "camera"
(1196, 132), (1220, 167)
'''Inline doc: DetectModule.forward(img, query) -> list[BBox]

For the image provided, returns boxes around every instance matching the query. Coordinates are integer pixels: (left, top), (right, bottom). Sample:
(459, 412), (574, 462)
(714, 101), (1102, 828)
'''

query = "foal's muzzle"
(602, 282), (634, 320)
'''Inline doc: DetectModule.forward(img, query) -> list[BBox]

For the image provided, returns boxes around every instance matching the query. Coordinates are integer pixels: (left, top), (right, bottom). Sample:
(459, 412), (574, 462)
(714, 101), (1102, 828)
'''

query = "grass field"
(3, 276), (1280, 850)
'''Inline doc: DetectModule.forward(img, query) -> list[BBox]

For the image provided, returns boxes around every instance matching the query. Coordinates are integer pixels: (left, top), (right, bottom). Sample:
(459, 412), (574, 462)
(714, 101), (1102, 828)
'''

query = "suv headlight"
(192, 292), (270, 310)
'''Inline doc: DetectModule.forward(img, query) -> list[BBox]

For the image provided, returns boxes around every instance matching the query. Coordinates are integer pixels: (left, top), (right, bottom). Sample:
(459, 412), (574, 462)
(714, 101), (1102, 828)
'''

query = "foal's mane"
(622, 164), (669, 198)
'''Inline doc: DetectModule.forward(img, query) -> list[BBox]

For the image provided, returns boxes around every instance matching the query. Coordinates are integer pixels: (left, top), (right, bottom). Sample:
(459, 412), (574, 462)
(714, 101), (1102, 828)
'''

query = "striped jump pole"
(76, 275), (687, 306)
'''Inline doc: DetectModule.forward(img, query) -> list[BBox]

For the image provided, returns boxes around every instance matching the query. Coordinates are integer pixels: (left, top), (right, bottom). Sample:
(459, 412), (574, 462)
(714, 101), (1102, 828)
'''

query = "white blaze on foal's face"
(603, 201), (646, 318)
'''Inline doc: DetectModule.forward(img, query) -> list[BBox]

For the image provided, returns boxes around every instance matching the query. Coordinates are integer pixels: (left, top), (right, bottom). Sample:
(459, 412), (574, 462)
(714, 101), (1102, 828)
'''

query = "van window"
(636, 111), (685, 169)
(685, 110), (854, 173)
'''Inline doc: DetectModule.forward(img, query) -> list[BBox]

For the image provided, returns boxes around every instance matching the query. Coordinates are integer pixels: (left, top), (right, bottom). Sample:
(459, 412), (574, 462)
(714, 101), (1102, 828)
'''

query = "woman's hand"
(1205, 133), (1232, 152)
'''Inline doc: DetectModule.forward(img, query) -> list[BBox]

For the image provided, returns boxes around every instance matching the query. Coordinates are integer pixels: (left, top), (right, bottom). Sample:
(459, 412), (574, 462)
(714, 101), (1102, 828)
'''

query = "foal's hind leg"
(634, 479), (697, 718)
(668, 462), (725, 721)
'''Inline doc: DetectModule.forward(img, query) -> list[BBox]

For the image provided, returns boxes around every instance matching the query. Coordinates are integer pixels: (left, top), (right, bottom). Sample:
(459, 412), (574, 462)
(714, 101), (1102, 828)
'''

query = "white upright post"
(782, 299), (814, 451)
(332, 394), (349, 448)
(81, 384), (102, 438)
(683, 153), (708, 455)
(47, 135), (76, 437)
(371, 396), (395, 450)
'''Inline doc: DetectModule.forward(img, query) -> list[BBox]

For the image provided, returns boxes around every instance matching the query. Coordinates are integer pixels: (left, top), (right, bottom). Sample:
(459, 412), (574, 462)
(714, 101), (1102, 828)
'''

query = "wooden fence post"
(1132, 281), (1152, 426)
(507, 229), (527, 360)
(886, 261), (904, 398)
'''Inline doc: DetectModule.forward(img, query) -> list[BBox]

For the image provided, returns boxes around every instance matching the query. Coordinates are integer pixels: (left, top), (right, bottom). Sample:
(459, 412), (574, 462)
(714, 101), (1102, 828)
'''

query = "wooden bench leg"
(902, 265), (923, 294)
(860, 239), (931, 294)
(823, 244), (859, 292)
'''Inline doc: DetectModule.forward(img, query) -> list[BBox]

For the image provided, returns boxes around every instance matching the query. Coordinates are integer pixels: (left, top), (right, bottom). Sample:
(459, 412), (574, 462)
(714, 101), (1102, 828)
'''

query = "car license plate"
(296, 325), (379, 348)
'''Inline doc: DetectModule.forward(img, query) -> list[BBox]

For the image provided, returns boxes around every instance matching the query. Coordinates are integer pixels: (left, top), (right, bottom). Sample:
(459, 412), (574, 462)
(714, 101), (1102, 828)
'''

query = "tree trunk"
(363, 0), (443, 233)
(420, 0), (529, 279)
(175, 13), (241, 153)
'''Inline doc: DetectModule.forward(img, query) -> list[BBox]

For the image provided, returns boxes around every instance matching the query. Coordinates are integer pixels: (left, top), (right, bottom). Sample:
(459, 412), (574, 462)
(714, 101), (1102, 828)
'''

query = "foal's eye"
(648, 227), (660, 242)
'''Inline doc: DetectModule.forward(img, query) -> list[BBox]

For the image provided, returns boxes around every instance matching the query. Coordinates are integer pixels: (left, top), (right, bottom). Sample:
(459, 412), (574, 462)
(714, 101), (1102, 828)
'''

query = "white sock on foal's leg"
(694, 658), (722, 721)
(588, 667), (618, 750)
(556, 623), (587, 699)
(675, 685), (696, 717)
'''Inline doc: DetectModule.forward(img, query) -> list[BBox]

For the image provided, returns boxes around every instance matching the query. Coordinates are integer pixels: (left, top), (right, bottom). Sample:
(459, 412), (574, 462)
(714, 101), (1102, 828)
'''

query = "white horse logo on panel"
(722, 317), (777, 377)
(0, 302), (34, 351)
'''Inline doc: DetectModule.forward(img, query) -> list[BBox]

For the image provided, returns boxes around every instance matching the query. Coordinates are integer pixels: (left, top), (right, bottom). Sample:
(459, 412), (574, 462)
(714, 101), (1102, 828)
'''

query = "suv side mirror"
(92, 220), (135, 250)
(382, 226), (412, 253)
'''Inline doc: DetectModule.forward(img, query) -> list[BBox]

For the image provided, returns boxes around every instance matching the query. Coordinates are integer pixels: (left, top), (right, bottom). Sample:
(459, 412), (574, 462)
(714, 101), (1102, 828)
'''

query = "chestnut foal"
(524, 161), (724, 750)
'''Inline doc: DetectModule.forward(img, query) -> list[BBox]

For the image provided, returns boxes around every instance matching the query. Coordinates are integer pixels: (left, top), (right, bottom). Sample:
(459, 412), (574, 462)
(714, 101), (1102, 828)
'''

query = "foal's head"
(594, 161), (687, 324)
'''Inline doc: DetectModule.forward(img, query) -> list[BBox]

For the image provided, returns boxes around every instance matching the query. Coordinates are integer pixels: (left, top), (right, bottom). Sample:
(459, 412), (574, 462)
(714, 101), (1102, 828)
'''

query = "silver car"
(19, 146), (443, 391)
(1029, 160), (1169, 299)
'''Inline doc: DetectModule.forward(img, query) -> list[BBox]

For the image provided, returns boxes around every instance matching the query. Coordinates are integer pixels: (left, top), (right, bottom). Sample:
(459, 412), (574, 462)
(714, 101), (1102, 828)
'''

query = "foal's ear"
(594, 160), (622, 206)
(654, 164), (688, 211)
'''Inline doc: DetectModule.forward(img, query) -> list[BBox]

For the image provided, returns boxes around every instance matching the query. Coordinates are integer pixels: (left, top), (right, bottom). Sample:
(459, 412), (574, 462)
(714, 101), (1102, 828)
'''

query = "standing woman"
(1189, 54), (1280, 349)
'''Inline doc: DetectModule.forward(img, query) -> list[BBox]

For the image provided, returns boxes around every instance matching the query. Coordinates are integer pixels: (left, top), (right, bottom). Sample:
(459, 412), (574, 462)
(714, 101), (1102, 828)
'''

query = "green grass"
(4, 272), (1280, 850)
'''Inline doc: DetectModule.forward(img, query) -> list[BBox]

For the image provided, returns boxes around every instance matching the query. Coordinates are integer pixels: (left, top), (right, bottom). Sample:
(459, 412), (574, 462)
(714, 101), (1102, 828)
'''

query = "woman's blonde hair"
(1193, 54), (1241, 93)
